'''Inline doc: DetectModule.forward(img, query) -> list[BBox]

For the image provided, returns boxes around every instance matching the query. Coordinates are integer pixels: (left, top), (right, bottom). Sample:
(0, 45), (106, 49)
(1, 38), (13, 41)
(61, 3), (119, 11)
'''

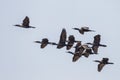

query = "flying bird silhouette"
(35, 38), (55, 48)
(94, 58), (114, 72)
(72, 27), (95, 35)
(14, 16), (35, 28)
(86, 34), (107, 54)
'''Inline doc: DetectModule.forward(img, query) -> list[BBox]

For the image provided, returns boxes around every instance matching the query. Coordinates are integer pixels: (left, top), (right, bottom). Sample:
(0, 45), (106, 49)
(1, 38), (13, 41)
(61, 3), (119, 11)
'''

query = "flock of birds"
(14, 16), (114, 72)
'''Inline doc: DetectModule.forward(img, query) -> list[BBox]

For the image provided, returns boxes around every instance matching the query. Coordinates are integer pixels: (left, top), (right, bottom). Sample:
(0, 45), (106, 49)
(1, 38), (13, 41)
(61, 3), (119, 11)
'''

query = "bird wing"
(75, 46), (84, 53)
(75, 41), (81, 48)
(79, 46), (85, 53)
(72, 53), (81, 62)
(93, 34), (100, 44)
(82, 44), (89, 49)
(57, 28), (67, 48)
(72, 46), (84, 62)
(83, 48), (92, 57)
(68, 35), (75, 42)
(92, 45), (99, 54)
(98, 63), (105, 72)
(22, 16), (29, 26)
(67, 35), (75, 50)
(83, 52), (89, 58)
(60, 28), (67, 42)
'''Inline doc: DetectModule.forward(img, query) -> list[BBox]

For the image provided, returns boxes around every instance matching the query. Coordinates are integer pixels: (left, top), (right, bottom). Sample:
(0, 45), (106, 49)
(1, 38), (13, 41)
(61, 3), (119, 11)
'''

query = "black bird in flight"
(72, 27), (95, 35)
(86, 34), (107, 54)
(35, 38), (55, 48)
(14, 16), (35, 28)
(94, 58), (114, 72)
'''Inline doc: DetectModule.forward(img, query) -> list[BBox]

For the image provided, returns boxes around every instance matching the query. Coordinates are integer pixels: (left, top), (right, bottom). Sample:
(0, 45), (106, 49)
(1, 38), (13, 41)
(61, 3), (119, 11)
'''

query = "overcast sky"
(0, 0), (120, 80)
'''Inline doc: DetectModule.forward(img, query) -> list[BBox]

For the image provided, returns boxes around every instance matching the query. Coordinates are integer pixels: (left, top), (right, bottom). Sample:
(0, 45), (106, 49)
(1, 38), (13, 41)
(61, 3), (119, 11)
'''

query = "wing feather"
(22, 16), (29, 27)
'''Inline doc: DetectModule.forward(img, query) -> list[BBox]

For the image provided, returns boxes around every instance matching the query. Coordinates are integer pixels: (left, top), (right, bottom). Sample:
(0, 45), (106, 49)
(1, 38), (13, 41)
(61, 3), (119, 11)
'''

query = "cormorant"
(35, 38), (55, 48)
(94, 58), (114, 72)
(72, 27), (95, 35)
(86, 34), (107, 54)
(14, 16), (35, 28)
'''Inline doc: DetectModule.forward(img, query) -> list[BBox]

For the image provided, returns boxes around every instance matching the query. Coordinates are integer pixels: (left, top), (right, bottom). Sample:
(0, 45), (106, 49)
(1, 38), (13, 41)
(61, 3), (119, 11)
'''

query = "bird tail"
(30, 26), (36, 28)
(89, 30), (95, 32)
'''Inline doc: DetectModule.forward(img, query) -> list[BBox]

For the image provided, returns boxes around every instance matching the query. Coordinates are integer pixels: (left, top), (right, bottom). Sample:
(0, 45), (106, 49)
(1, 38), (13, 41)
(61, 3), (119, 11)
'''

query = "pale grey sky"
(0, 0), (120, 80)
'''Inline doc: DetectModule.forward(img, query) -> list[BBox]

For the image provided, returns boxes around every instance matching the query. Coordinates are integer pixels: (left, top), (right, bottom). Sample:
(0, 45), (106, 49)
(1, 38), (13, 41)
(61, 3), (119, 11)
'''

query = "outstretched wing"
(72, 53), (81, 62)
(60, 28), (67, 42)
(74, 41), (81, 48)
(57, 28), (67, 48)
(92, 45), (99, 54)
(83, 48), (92, 58)
(93, 34), (101, 44)
(22, 16), (29, 26)
(98, 63), (105, 72)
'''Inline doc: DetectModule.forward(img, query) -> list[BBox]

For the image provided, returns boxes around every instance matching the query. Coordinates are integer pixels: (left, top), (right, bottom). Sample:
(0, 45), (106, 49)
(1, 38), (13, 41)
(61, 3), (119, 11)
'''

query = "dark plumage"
(67, 44), (85, 62)
(67, 44), (94, 61)
(14, 16), (35, 28)
(72, 27), (95, 35)
(35, 38), (49, 48)
(66, 35), (75, 50)
(94, 58), (114, 72)
(35, 38), (56, 48)
(74, 41), (81, 49)
(86, 34), (107, 54)
(82, 45), (94, 58)
(66, 35), (81, 50)
(57, 28), (67, 49)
